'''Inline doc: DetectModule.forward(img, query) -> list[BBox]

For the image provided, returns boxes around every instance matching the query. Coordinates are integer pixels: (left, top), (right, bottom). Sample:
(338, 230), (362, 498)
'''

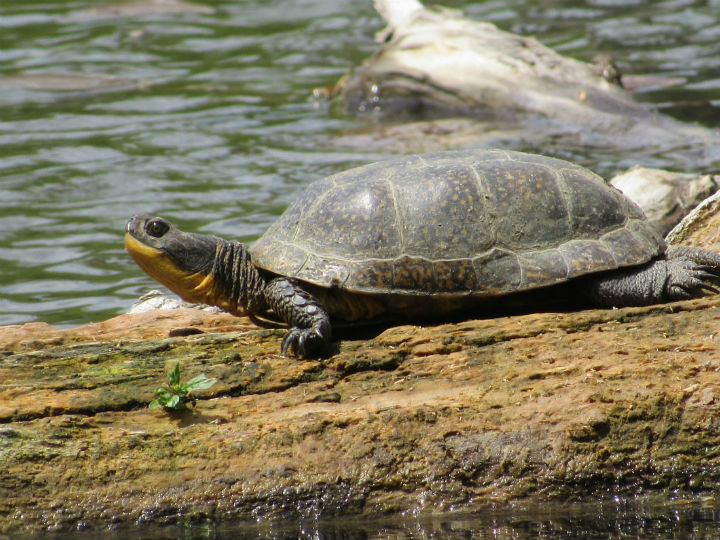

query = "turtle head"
(125, 214), (267, 315)
(124, 214), (226, 307)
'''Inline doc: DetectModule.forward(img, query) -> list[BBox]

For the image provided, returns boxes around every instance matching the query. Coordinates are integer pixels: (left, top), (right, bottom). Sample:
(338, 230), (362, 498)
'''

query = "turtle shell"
(250, 149), (664, 297)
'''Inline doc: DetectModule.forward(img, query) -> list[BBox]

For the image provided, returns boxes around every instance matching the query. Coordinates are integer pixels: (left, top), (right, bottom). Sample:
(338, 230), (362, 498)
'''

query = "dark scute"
(435, 259), (478, 291)
(618, 191), (646, 220)
(473, 249), (522, 293)
(627, 219), (665, 253)
(250, 149), (664, 296)
(423, 148), (509, 163)
(297, 178), (401, 259)
(345, 259), (394, 291)
(518, 249), (569, 288)
(250, 239), (308, 277)
(392, 256), (436, 292)
(390, 162), (493, 259)
(474, 160), (570, 251)
(506, 152), (591, 172)
(600, 226), (659, 267)
(296, 253), (350, 287)
(257, 179), (330, 243)
(329, 155), (425, 185)
(559, 240), (619, 278)
(561, 168), (629, 236)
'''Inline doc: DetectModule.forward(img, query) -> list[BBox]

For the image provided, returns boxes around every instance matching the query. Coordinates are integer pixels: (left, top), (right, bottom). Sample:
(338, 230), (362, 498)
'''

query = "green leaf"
(184, 375), (218, 392)
(167, 362), (182, 386)
(169, 384), (187, 397)
(149, 363), (218, 411)
(166, 394), (182, 410)
(155, 387), (172, 399)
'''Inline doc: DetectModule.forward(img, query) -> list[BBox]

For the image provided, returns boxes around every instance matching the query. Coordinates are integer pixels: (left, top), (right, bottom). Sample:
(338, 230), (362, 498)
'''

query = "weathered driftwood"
(330, 0), (720, 168)
(610, 167), (719, 236)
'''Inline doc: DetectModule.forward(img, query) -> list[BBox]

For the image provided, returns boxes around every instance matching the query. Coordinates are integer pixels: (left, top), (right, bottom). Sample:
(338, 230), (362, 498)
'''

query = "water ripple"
(0, 0), (719, 326)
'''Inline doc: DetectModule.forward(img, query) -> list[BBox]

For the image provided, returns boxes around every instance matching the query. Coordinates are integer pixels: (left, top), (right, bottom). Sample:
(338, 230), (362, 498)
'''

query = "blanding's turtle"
(125, 149), (720, 357)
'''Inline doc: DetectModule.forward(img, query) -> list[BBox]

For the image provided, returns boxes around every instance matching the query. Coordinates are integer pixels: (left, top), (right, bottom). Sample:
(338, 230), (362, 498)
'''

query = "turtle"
(124, 149), (720, 358)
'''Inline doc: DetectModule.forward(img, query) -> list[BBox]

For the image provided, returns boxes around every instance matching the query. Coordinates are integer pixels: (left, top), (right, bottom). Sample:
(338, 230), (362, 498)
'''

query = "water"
(35, 499), (720, 539)
(0, 0), (719, 327)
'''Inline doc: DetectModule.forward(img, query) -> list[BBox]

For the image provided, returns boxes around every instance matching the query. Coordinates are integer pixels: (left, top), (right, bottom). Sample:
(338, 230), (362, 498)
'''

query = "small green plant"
(149, 362), (217, 411)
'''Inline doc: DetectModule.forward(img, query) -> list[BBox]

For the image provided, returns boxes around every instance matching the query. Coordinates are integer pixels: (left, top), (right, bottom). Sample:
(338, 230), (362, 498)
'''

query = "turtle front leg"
(263, 278), (332, 358)
(586, 246), (720, 307)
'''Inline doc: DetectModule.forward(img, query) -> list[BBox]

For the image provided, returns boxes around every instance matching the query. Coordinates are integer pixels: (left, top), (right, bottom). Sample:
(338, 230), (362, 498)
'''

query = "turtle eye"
(146, 218), (169, 238)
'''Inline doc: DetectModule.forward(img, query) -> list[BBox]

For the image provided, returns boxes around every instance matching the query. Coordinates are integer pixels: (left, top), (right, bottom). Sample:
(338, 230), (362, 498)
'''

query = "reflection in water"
(41, 499), (720, 539)
(0, 0), (719, 326)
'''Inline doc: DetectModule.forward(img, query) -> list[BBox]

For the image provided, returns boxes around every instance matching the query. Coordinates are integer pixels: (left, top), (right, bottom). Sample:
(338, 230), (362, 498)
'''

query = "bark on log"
(3, 293), (720, 536)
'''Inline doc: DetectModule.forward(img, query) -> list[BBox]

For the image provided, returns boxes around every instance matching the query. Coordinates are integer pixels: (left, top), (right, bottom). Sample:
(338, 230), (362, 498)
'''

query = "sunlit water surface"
(1, 0), (719, 327)
(35, 499), (720, 540)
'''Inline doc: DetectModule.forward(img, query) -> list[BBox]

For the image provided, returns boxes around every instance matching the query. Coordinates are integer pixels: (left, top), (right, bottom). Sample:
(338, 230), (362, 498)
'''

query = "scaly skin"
(263, 278), (332, 357)
(210, 240), (268, 316)
(125, 214), (332, 358)
(587, 246), (720, 307)
(209, 243), (332, 357)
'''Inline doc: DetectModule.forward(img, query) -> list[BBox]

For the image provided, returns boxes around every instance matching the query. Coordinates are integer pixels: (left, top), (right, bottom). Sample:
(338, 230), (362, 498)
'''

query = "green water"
(36, 498), (720, 539)
(0, 0), (718, 329)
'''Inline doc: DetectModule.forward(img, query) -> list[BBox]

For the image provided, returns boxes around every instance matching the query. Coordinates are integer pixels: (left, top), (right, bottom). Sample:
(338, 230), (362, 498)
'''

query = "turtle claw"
(673, 275), (720, 298)
(667, 261), (720, 301)
(280, 327), (326, 359)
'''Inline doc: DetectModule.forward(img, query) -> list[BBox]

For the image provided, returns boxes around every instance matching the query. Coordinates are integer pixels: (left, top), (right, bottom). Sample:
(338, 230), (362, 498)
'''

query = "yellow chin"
(124, 233), (226, 308)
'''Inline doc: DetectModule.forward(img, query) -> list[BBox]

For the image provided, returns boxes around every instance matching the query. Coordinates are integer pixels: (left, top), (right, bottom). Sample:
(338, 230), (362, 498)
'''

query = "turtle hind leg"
(585, 248), (720, 308)
(263, 277), (332, 358)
